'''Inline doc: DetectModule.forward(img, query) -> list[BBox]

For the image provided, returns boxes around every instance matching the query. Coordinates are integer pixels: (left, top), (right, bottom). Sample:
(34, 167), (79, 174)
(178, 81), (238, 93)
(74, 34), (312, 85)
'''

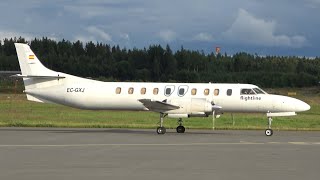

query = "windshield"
(241, 89), (256, 95)
(253, 88), (267, 94)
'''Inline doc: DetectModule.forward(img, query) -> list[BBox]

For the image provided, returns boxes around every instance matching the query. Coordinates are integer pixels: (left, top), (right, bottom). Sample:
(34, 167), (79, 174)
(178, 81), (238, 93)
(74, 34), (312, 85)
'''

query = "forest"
(0, 37), (319, 88)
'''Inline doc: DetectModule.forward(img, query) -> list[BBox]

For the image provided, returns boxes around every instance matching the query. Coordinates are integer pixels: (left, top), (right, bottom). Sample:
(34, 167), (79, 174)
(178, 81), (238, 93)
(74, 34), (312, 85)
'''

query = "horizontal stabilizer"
(10, 74), (65, 79)
(0, 71), (21, 74)
(139, 99), (180, 112)
(267, 112), (296, 117)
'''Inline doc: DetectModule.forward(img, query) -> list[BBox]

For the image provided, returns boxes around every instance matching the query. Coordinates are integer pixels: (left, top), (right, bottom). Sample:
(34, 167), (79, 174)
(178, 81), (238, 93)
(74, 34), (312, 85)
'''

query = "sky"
(0, 0), (319, 56)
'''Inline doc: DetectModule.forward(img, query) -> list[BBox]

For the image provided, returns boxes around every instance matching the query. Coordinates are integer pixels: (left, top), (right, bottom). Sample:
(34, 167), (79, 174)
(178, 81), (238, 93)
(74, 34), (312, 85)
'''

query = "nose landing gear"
(265, 117), (273, 136)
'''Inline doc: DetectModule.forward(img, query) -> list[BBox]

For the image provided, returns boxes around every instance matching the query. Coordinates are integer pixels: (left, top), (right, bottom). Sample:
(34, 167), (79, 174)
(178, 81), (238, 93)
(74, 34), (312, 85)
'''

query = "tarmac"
(0, 128), (319, 180)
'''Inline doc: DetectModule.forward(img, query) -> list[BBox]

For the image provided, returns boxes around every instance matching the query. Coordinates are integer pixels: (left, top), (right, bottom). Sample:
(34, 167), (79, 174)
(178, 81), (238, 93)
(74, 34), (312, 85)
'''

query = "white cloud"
(193, 32), (214, 42)
(0, 31), (32, 41)
(119, 33), (130, 41)
(0, 30), (58, 42)
(0, 30), (60, 44)
(0, 0), (317, 55)
(73, 26), (112, 43)
(223, 9), (307, 48)
(158, 30), (176, 42)
(74, 35), (97, 43)
(86, 26), (112, 42)
(64, 5), (107, 18)
(64, 1), (146, 19)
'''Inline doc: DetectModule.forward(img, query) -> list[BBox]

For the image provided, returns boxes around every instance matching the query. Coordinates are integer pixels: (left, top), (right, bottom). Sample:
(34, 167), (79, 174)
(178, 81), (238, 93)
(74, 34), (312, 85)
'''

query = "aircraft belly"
(64, 93), (144, 110)
(25, 86), (66, 105)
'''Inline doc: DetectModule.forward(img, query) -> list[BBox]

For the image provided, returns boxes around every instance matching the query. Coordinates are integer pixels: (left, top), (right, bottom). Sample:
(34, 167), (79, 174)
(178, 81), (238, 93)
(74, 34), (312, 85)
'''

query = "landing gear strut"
(176, 118), (185, 133)
(265, 117), (273, 136)
(156, 113), (166, 134)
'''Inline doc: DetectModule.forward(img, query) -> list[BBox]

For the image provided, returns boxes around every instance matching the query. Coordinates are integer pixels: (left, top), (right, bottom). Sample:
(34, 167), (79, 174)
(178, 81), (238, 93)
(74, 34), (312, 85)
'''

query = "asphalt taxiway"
(0, 128), (319, 180)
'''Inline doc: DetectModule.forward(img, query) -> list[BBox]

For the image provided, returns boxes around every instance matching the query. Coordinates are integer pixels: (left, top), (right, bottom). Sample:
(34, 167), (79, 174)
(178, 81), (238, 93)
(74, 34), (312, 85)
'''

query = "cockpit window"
(253, 88), (267, 94)
(241, 89), (256, 95)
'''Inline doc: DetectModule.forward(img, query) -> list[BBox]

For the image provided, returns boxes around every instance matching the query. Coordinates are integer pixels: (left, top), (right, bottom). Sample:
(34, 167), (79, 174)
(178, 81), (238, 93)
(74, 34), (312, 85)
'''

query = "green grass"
(0, 88), (320, 130)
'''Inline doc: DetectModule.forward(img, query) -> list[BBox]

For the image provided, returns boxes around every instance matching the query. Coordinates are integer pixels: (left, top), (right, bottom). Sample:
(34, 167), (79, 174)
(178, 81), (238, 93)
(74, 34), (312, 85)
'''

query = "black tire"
(176, 126), (185, 133)
(265, 129), (273, 136)
(157, 127), (166, 134)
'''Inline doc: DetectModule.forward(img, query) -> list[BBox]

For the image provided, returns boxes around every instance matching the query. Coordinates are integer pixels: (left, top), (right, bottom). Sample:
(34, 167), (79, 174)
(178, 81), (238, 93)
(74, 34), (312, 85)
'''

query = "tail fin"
(14, 43), (56, 76)
(14, 43), (63, 92)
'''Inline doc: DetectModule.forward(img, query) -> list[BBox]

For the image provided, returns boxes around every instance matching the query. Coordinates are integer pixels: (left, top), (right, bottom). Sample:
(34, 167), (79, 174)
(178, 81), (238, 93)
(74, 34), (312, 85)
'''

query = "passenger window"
(178, 85), (188, 96)
(214, 89), (219, 96)
(141, 88), (146, 95)
(116, 87), (121, 94)
(165, 88), (171, 95)
(164, 85), (175, 96)
(153, 88), (159, 95)
(128, 87), (134, 94)
(191, 88), (197, 95)
(179, 88), (185, 96)
(227, 89), (232, 96)
(204, 88), (210, 96)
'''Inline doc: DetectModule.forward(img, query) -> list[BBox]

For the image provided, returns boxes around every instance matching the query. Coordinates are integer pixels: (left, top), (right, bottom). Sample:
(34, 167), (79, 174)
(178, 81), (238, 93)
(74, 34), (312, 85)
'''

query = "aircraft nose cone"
(295, 100), (310, 112)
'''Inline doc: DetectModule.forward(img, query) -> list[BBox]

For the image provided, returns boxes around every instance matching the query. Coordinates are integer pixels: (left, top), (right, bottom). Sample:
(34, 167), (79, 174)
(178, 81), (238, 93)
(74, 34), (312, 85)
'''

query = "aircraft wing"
(138, 99), (180, 112)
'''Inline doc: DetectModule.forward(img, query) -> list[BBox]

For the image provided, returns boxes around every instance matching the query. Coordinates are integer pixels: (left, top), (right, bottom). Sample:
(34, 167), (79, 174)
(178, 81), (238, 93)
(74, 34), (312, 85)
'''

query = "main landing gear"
(156, 113), (166, 134)
(176, 118), (185, 133)
(156, 114), (186, 134)
(265, 117), (273, 136)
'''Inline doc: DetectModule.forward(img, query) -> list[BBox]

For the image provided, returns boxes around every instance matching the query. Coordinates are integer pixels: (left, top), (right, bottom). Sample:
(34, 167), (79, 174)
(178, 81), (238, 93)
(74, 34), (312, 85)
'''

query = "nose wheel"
(265, 116), (273, 136)
(265, 129), (273, 136)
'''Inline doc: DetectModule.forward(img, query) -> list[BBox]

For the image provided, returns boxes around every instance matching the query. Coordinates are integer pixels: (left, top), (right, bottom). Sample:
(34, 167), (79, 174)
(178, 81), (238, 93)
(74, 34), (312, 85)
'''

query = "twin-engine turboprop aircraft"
(13, 43), (310, 136)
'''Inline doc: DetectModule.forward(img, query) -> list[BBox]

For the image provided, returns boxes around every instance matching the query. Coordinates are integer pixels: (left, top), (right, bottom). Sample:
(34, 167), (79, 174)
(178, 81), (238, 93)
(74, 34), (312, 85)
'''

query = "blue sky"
(0, 0), (319, 56)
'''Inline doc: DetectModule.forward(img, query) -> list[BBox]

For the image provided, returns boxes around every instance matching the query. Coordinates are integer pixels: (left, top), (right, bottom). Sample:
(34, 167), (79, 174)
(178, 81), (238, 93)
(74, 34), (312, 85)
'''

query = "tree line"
(0, 37), (319, 88)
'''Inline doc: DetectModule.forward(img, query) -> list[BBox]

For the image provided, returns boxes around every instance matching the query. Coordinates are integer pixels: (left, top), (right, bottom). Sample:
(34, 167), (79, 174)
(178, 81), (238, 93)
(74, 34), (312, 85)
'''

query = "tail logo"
(29, 55), (34, 60)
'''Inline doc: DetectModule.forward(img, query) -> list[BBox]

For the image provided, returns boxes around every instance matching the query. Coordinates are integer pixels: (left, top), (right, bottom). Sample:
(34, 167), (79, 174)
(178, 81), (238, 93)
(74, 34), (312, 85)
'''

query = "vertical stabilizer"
(14, 43), (62, 91)
(14, 43), (56, 76)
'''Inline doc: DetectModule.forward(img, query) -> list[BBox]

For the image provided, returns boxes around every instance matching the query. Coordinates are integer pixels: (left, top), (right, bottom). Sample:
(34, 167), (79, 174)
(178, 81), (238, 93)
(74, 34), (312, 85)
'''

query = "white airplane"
(13, 43), (310, 136)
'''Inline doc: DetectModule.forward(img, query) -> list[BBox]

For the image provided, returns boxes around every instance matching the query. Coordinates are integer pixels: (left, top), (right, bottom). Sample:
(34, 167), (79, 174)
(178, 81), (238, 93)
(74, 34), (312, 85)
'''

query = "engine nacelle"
(168, 114), (188, 118)
(168, 113), (209, 118)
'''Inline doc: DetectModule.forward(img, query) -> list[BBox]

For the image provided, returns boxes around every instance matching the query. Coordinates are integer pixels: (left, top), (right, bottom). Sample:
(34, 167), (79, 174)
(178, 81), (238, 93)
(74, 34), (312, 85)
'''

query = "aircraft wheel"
(265, 129), (273, 136)
(176, 126), (185, 133)
(157, 127), (166, 134)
